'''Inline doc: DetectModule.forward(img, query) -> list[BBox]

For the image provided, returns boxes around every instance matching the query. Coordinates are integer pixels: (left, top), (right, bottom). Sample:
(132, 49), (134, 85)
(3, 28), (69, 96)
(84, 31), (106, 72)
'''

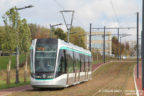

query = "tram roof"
(58, 39), (91, 55)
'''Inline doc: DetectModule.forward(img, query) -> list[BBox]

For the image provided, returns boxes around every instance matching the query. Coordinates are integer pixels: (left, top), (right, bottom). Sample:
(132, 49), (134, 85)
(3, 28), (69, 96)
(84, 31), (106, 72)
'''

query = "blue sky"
(0, 0), (142, 41)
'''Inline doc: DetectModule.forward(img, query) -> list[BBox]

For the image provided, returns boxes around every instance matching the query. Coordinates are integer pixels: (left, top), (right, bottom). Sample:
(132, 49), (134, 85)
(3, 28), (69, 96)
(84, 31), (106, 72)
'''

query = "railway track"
(90, 62), (136, 96)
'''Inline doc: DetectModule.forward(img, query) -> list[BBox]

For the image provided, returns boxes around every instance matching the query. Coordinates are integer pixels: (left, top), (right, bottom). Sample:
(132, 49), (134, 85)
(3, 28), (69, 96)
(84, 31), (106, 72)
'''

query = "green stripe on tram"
(60, 46), (91, 56)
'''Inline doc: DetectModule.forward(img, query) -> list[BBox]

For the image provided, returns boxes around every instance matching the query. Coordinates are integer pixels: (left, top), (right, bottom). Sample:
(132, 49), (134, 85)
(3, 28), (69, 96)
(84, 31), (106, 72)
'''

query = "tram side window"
(79, 54), (82, 72)
(88, 56), (92, 71)
(56, 50), (66, 77)
(78, 53), (81, 72)
(84, 55), (86, 72)
(66, 50), (74, 73)
(74, 52), (80, 72)
(85, 55), (88, 71)
(80, 54), (85, 72)
(73, 51), (75, 72)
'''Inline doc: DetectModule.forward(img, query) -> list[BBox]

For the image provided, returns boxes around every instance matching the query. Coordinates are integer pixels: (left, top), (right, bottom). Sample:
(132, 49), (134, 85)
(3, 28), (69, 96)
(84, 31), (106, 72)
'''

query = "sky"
(0, 0), (142, 42)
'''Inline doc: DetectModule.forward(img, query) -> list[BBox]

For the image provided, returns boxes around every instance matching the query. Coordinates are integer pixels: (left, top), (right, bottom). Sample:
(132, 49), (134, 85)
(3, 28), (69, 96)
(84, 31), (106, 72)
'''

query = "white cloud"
(9, 0), (24, 5)
(61, 0), (139, 27)
(107, 22), (119, 28)
(0, 0), (25, 9)
(0, 0), (141, 29)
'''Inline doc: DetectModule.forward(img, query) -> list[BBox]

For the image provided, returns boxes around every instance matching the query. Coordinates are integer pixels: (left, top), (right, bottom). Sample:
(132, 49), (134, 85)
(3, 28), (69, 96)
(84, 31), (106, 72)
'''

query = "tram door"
(85, 55), (88, 80)
(65, 50), (69, 85)
(74, 52), (77, 83)
(66, 50), (75, 85)
(73, 52), (80, 83)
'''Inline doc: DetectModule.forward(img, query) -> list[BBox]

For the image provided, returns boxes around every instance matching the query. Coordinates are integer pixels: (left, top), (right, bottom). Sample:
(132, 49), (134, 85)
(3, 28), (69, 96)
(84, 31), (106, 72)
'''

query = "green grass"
(0, 81), (30, 90)
(0, 55), (26, 70)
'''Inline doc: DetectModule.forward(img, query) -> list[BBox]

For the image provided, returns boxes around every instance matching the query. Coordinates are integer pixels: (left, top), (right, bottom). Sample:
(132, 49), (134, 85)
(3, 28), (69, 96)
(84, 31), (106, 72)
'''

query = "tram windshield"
(35, 43), (57, 73)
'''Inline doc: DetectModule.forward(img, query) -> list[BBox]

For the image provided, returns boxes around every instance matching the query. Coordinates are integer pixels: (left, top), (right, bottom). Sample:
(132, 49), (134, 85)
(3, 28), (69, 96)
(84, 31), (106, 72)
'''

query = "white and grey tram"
(30, 38), (92, 88)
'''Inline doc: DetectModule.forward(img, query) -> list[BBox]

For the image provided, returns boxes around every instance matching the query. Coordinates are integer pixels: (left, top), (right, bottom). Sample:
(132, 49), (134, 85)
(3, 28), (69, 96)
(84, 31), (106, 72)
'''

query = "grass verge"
(0, 82), (30, 90)
(0, 55), (26, 70)
(0, 66), (30, 90)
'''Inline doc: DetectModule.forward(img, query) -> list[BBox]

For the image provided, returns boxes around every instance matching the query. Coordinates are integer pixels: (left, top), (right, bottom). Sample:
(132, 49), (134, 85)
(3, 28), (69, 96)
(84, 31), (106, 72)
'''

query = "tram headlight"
(47, 75), (54, 79)
(33, 73), (54, 79)
(35, 76), (41, 78)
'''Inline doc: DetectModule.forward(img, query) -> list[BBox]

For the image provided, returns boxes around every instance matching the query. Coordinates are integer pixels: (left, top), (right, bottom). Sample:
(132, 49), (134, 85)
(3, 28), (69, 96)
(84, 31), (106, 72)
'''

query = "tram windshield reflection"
(35, 43), (57, 73)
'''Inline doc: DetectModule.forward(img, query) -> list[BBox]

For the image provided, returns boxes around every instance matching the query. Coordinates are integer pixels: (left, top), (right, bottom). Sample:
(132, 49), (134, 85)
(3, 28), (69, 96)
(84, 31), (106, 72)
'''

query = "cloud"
(0, 0), (25, 9)
(0, 0), (140, 30)
(0, 0), (27, 16)
(60, 0), (139, 27)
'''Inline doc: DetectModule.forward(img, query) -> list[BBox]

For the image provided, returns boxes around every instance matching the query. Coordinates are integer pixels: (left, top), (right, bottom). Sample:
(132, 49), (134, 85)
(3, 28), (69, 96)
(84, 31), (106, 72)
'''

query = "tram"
(30, 38), (92, 88)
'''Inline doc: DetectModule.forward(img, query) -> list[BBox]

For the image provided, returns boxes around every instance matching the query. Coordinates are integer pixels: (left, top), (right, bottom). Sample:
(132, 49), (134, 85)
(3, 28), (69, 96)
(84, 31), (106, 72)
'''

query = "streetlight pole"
(137, 12), (139, 79)
(15, 5), (34, 84)
(120, 37), (122, 60)
(142, 0), (144, 89)
(103, 26), (106, 63)
(117, 28), (120, 60)
(89, 23), (92, 51)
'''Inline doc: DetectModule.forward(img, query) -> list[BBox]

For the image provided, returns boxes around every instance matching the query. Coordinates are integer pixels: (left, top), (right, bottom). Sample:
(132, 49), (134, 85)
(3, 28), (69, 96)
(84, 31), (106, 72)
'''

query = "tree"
(29, 24), (50, 39)
(129, 44), (137, 56)
(112, 36), (131, 58)
(124, 42), (130, 56)
(120, 43), (125, 57)
(54, 28), (66, 40)
(2, 7), (20, 84)
(70, 27), (86, 49)
(29, 24), (38, 39)
(112, 36), (118, 56)
(19, 19), (31, 82)
(129, 45), (136, 56)
(95, 48), (101, 61)
(0, 26), (5, 52)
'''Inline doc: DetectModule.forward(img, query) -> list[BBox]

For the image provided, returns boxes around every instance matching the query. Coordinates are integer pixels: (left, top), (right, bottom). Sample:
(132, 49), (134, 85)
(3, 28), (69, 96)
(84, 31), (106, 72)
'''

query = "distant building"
(87, 32), (112, 55)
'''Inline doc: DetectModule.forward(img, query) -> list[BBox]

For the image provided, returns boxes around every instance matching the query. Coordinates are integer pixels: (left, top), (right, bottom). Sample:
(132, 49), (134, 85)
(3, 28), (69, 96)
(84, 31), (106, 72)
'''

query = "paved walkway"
(135, 63), (144, 96)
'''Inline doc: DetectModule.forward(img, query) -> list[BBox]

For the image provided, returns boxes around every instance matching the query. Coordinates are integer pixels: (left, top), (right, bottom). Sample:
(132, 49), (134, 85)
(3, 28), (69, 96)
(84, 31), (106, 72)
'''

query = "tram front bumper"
(31, 75), (67, 88)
